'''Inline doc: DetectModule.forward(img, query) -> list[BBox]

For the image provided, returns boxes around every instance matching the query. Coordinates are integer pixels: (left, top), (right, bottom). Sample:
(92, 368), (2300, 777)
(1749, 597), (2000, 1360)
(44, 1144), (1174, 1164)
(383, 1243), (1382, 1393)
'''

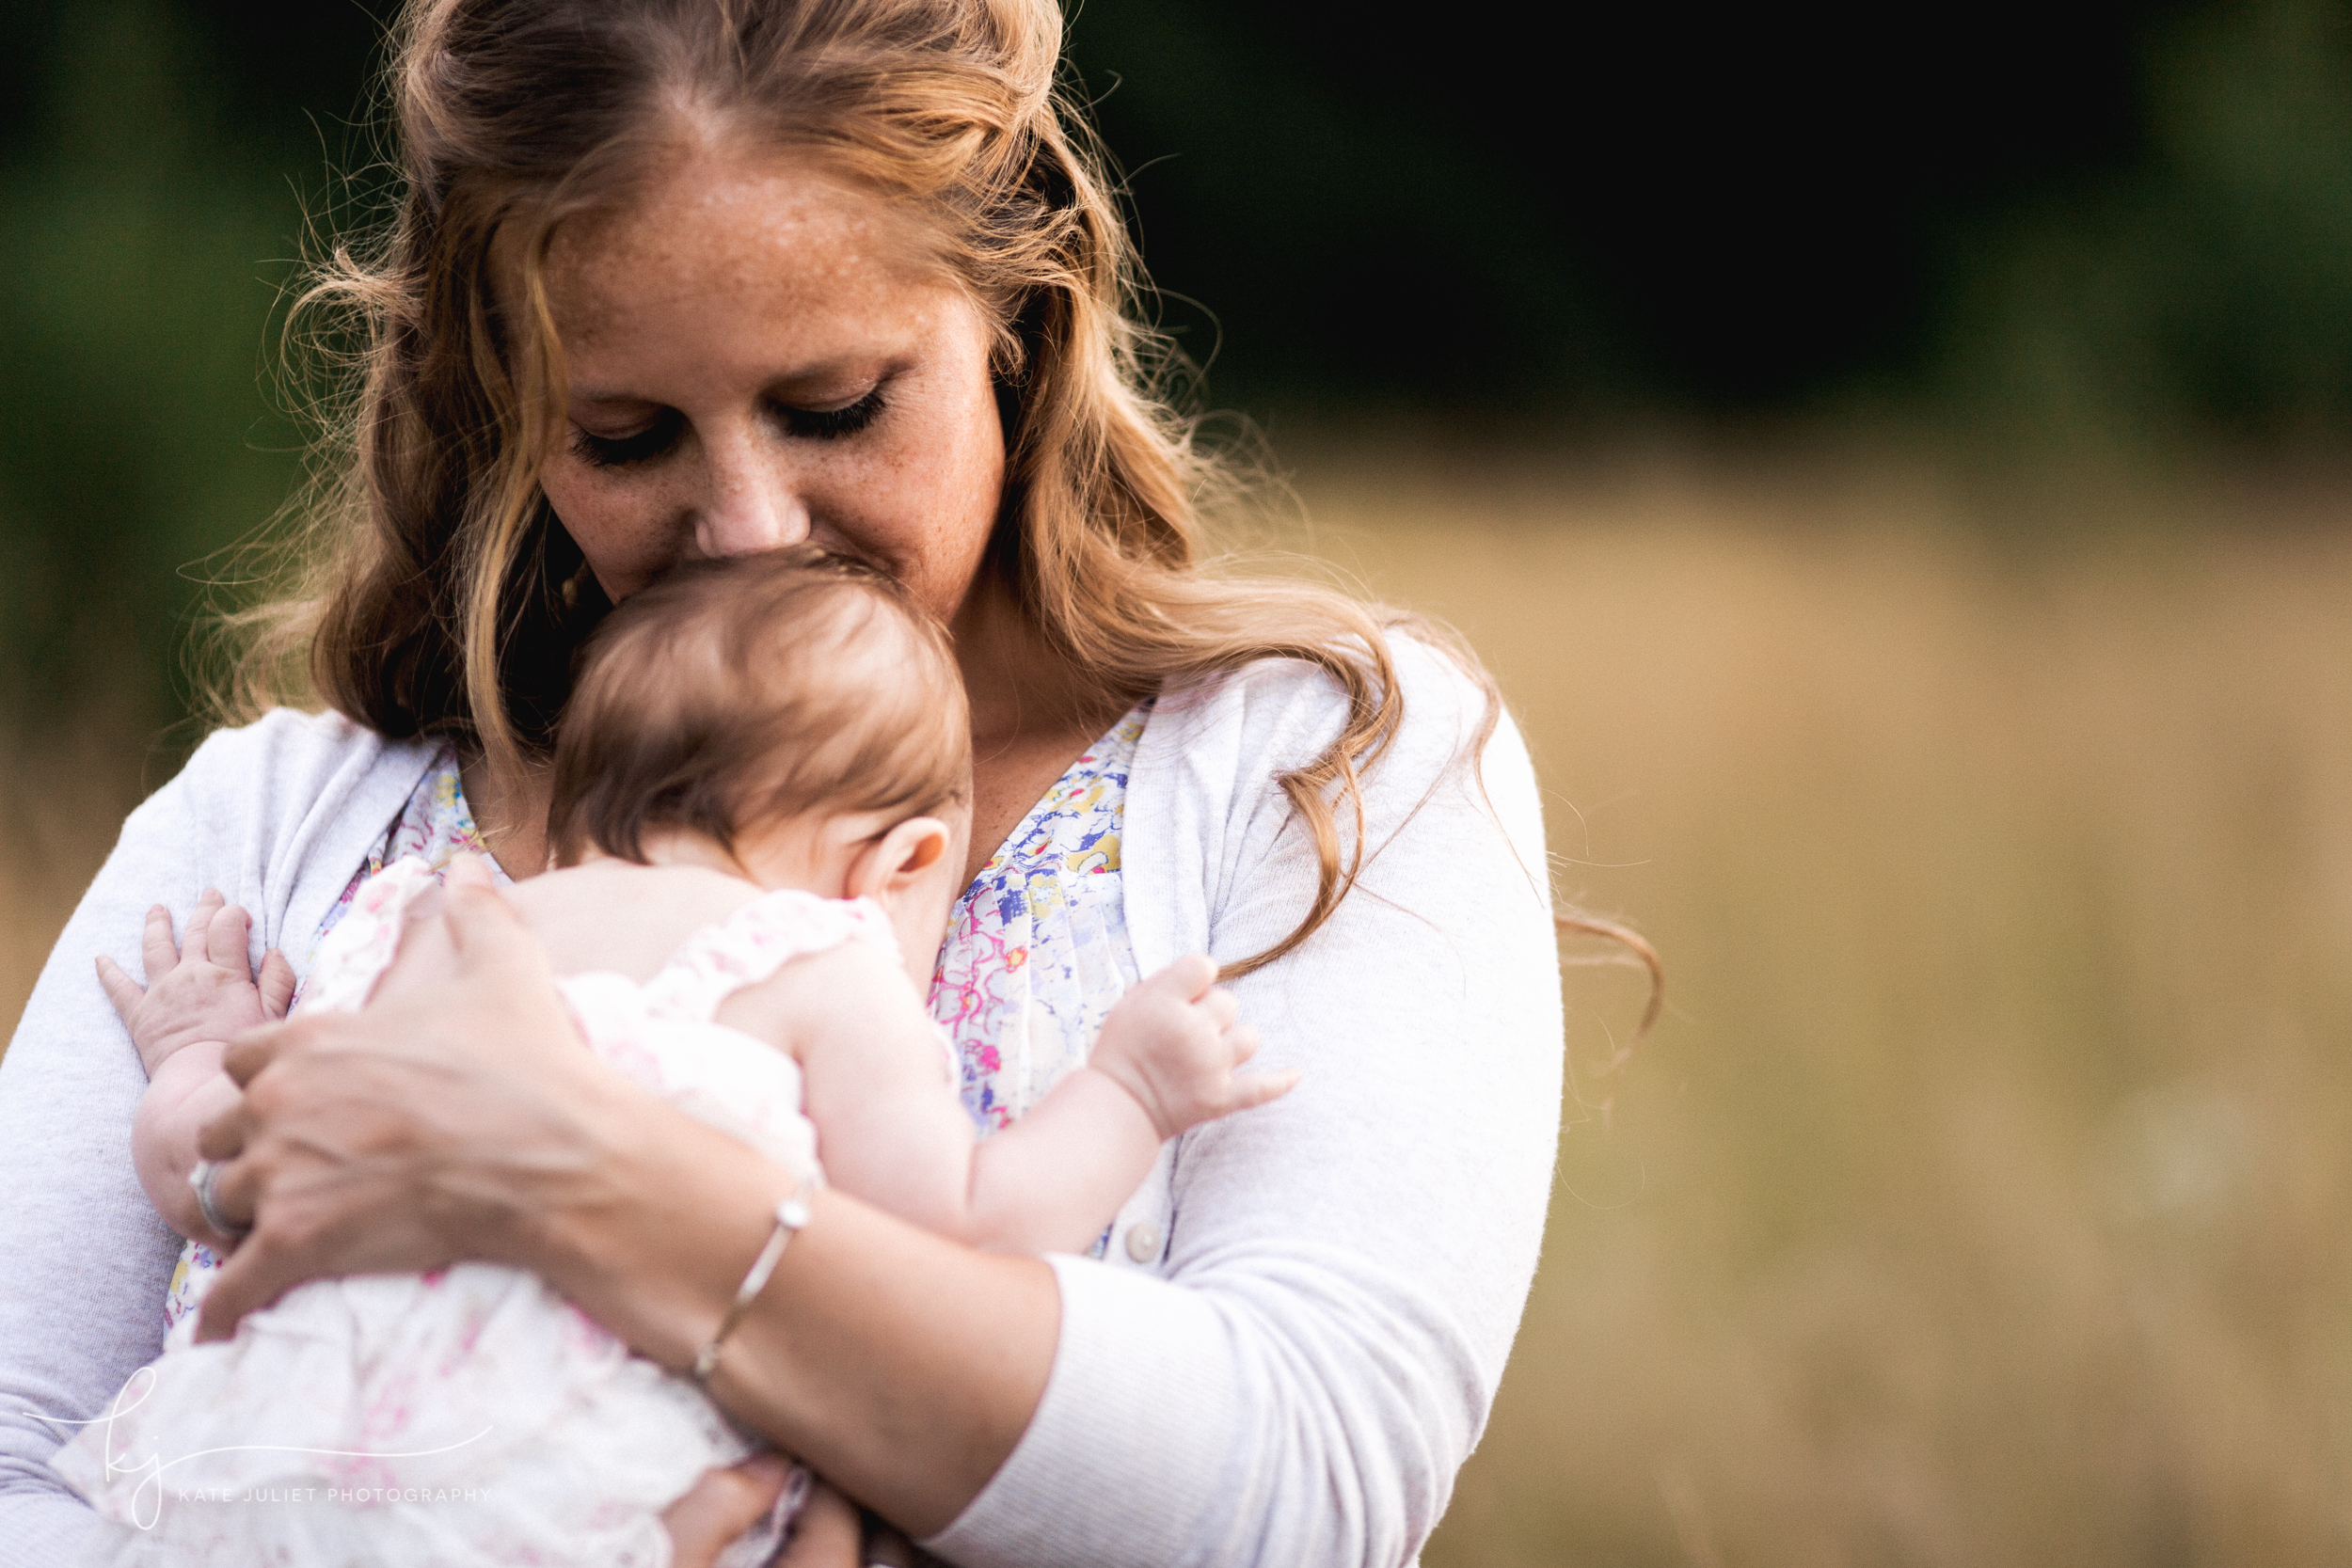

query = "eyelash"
(787, 386), (889, 441)
(569, 387), (890, 468)
(571, 409), (682, 468)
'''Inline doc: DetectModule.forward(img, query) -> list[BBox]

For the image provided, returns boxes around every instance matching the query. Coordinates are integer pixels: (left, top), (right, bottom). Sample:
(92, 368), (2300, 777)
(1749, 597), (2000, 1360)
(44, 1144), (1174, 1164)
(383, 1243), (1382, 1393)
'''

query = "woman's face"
(534, 149), (1005, 626)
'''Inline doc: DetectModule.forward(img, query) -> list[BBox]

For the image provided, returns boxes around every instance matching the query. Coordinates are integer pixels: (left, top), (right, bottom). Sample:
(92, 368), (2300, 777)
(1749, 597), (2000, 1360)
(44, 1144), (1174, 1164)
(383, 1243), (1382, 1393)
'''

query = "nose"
(691, 430), (810, 559)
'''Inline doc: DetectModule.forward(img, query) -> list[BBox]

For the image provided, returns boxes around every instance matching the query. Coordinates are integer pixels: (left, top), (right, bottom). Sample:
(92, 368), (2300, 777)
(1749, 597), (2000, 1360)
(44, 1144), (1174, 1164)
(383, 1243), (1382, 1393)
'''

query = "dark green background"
(4, 0), (2350, 730)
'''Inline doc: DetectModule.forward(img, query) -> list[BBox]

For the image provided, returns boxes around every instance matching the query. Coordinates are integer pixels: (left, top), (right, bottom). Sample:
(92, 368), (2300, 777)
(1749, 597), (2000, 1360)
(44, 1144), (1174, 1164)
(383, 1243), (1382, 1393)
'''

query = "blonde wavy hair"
(230, 0), (1655, 996)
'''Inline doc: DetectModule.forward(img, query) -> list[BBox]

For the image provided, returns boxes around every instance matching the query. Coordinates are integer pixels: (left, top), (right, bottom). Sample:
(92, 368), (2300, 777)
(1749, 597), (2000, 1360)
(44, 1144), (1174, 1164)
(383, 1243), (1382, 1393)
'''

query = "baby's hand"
(97, 890), (296, 1078)
(1090, 955), (1300, 1141)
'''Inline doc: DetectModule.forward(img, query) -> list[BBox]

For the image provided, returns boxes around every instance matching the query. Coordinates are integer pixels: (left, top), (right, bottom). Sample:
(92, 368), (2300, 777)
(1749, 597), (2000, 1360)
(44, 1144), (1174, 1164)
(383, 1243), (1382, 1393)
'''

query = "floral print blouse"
(930, 704), (1148, 1138)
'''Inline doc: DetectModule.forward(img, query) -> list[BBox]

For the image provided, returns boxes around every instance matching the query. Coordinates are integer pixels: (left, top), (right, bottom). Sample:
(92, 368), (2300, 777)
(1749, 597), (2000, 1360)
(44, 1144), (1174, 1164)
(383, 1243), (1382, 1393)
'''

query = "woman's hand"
(189, 859), (626, 1340)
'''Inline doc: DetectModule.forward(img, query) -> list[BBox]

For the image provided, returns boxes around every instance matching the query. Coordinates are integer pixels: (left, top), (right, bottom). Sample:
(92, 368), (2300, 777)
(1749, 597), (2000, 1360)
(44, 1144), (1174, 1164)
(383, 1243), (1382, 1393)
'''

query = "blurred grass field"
(1273, 456), (2352, 1566)
(5, 454), (2351, 1562)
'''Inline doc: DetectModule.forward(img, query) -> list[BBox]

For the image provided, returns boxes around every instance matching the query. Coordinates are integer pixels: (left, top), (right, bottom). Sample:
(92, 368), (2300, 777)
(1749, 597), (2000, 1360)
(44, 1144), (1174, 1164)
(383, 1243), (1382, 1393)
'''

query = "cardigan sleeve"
(927, 641), (1565, 1568)
(0, 711), (418, 1563)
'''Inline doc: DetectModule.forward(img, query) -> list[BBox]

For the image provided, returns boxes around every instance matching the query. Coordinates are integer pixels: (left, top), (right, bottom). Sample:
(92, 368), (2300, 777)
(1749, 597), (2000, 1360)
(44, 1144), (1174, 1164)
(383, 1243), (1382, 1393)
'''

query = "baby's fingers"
(1225, 1022), (1262, 1066)
(258, 949), (296, 1020)
(182, 889), (226, 959)
(139, 904), (177, 981)
(1201, 986), (1240, 1030)
(94, 954), (145, 1023)
(662, 1454), (792, 1568)
(1148, 953), (1218, 1002)
(1226, 1067), (1303, 1114)
(205, 902), (255, 975)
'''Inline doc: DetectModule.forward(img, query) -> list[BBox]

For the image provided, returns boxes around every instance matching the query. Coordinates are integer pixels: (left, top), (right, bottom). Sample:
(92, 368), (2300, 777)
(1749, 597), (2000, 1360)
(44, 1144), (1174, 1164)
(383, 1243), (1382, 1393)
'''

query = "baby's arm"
(95, 891), (295, 1248)
(730, 944), (1295, 1255)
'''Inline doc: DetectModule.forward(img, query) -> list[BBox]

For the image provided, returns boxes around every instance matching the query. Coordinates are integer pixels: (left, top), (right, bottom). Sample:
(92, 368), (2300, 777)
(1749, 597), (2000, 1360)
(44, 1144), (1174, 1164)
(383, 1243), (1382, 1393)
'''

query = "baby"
(56, 546), (1295, 1566)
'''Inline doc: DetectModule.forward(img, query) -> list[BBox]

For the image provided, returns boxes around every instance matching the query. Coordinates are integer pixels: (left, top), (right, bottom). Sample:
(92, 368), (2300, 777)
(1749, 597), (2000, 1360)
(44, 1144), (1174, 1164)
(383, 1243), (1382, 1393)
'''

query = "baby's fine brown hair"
(548, 546), (971, 869)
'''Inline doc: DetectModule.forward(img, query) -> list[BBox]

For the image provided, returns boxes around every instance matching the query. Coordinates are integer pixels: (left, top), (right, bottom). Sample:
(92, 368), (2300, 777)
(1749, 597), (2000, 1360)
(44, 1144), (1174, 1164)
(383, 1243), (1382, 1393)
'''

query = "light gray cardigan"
(0, 641), (1564, 1567)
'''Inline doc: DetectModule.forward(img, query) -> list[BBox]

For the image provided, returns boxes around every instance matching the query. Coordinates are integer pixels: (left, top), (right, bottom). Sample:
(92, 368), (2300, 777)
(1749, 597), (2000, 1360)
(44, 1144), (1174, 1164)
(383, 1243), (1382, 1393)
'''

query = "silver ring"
(188, 1159), (250, 1240)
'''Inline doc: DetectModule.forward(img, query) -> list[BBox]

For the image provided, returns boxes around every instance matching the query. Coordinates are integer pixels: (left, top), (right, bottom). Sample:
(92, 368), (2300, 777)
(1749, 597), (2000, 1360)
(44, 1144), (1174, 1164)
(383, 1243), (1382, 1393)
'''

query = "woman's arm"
(0, 808), (192, 1562)
(0, 710), (421, 1567)
(925, 647), (1565, 1567)
(0, 787), (257, 1557)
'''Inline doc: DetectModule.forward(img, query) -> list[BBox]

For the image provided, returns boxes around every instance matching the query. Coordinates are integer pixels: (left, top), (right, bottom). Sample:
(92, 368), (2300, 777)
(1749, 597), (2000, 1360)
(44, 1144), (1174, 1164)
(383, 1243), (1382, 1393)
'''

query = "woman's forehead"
(542, 149), (947, 357)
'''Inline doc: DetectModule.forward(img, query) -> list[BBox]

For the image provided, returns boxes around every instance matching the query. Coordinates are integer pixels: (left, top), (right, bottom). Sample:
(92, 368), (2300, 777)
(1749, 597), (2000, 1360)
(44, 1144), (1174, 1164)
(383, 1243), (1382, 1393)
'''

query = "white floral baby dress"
(54, 856), (884, 1568)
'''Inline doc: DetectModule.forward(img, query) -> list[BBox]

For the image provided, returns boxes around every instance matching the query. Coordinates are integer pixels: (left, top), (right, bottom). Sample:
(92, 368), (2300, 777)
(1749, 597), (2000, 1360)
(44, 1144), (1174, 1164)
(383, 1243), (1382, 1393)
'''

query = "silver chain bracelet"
(692, 1184), (815, 1384)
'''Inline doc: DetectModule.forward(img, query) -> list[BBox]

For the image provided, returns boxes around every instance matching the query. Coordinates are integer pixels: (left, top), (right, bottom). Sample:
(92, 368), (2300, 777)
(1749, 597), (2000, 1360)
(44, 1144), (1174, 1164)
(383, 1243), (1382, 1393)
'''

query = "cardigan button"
(1123, 1222), (1163, 1263)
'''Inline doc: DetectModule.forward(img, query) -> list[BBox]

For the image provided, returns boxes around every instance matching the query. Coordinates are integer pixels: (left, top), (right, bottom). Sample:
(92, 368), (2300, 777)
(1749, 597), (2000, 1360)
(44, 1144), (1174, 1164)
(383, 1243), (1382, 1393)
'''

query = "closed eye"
(571, 408), (683, 468)
(779, 385), (887, 440)
(569, 383), (888, 467)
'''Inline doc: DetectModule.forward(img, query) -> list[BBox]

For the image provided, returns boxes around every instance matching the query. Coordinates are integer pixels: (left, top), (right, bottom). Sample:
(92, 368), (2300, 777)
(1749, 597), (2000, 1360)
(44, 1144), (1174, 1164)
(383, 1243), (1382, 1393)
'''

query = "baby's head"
(548, 545), (972, 972)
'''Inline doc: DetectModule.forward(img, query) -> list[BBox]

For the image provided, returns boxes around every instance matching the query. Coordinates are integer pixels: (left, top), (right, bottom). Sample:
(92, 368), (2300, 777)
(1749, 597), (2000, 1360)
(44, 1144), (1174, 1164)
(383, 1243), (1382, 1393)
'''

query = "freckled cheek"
(898, 462), (1001, 621)
(818, 426), (994, 611)
(542, 465), (675, 596)
(824, 504), (962, 620)
(897, 550), (977, 625)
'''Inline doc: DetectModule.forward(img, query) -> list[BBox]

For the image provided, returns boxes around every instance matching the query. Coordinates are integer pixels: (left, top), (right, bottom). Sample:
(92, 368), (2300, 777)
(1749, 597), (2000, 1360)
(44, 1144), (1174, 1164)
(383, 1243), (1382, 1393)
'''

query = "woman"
(0, 2), (1568, 1563)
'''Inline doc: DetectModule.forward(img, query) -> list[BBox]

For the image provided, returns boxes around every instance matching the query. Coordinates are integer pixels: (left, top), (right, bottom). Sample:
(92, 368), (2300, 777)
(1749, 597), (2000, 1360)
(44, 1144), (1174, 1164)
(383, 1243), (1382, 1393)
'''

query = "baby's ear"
(889, 816), (951, 877)
(848, 816), (951, 900)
